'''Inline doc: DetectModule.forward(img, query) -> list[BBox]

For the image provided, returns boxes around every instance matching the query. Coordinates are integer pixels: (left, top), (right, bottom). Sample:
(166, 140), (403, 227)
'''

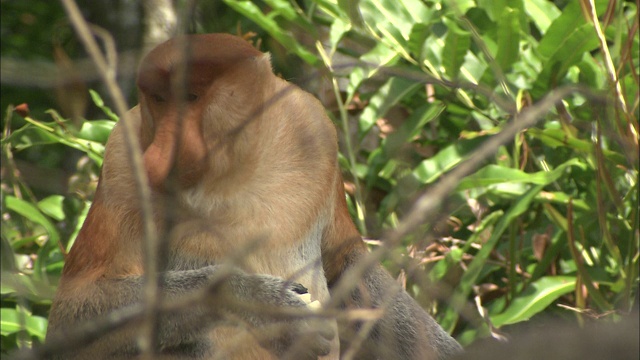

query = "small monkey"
(45, 34), (461, 359)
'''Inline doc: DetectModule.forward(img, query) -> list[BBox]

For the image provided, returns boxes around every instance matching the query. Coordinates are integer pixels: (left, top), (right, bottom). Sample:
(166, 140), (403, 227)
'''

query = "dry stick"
(583, 0), (628, 115)
(58, 0), (161, 356)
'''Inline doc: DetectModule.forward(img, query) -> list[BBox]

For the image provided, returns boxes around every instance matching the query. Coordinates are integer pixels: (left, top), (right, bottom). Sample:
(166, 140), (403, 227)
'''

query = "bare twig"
(58, 0), (160, 356)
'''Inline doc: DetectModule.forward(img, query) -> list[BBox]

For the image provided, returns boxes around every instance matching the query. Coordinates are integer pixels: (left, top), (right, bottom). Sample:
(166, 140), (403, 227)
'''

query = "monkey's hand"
(213, 271), (335, 359)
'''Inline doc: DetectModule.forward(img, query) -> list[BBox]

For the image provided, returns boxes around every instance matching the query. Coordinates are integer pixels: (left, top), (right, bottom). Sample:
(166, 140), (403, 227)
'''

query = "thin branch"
(58, 0), (160, 356)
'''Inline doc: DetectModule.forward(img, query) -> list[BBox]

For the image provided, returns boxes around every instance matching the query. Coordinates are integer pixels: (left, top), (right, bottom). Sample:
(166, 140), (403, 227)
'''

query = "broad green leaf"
(491, 276), (576, 327)
(577, 53), (606, 89)
(442, 19), (471, 79)
(537, 191), (590, 210)
(532, 24), (599, 98)
(328, 17), (350, 54)
(413, 136), (488, 184)
(0, 308), (21, 335)
(399, 0), (433, 22)
(537, 1), (587, 60)
(347, 42), (400, 98)
(3, 121), (105, 165)
(360, 0), (428, 40)
(338, 0), (364, 27)
(450, 0), (475, 14)
(523, 0), (561, 33)
(460, 49), (488, 85)
(5, 196), (60, 245)
(37, 195), (65, 221)
(537, 0), (607, 60)
(76, 120), (116, 144)
(527, 128), (627, 165)
(408, 23), (430, 62)
(477, 0), (507, 21)
(0, 275), (26, 296)
(495, 7), (520, 73)
(358, 77), (420, 138)
(383, 101), (445, 157)
(456, 158), (585, 190)
(26, 314), (48, 340)
(0, 308), (48, 340)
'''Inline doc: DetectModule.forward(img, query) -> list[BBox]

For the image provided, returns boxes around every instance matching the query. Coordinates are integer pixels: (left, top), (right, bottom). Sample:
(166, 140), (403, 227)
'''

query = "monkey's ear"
(231, 52), (275, 92)
(250, 53), (275, 79)
(256, 52), (272, 68)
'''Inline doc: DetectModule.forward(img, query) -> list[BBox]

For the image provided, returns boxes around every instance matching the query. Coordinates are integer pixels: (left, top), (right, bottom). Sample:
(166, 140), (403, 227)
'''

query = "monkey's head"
(136, 34), (274, 190)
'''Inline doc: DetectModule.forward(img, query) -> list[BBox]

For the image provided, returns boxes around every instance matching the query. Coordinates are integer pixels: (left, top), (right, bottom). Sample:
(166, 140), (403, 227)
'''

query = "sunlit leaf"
(491, 276), (576, 327)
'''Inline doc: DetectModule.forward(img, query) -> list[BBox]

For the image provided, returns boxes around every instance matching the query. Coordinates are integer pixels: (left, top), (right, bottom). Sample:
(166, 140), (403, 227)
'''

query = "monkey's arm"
(341, 263), (463, 360)
(322, 177), (462, 360)
(46, 266), (334, 359)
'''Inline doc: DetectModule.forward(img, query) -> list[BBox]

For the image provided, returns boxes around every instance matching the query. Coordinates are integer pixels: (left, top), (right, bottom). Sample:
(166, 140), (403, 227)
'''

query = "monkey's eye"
(151, 94), (165, 103)
(186, 93), (199, 102)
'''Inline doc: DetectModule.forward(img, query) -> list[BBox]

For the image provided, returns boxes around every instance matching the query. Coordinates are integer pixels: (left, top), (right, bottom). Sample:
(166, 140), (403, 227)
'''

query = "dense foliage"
(2, 0), (638, 355)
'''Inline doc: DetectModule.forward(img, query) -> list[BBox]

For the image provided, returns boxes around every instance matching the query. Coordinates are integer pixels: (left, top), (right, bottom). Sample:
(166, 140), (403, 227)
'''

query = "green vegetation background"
(1, 0), (638, 355)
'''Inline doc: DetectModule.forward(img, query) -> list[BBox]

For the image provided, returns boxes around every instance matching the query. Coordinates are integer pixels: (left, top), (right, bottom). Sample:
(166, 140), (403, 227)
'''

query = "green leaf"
(328, 17), (350, 54)
(5, 196), (60, 245)
(26, 314), (48, 341)
(440, 185), (545, 331)
(0, 308), (48, 340)
(495, 7), (520, 73)
(3, 120), (105, 166)
(413, 136), (489, 184)
(442, 19), (471, 79)
(338, 0), (364, 27)
(523, 0), (561, 33)
(37, 195), (65, 221)
(491, 276), (576, 327)
(359, 0), (430, 41)
(383, 101), (445, 157)
(358, 77), (420, 138)
(456, 158), (585, 190)
(76, 120), (116, 144)
(0, 308), (21, 335)
(347, 42), (400, 98)
(536, 1), (586, 60)
(527, 128), (627, 165)
(532, 24), (599, 97)
(408, 23), (430, 61)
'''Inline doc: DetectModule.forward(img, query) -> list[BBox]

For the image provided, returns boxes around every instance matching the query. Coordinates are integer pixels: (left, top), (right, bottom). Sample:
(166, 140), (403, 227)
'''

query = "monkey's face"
(134, 34), (272, 191)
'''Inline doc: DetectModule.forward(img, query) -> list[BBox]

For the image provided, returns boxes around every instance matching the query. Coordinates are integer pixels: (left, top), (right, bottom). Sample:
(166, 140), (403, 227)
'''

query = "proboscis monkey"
(45, 34), (462, 360)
